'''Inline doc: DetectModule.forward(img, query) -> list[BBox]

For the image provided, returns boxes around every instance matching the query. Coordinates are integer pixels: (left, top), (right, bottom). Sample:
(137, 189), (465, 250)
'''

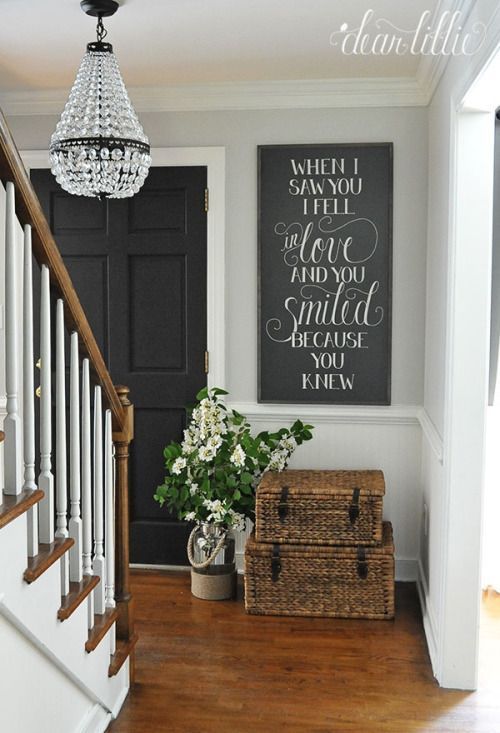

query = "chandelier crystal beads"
(50, 3), (151, 198)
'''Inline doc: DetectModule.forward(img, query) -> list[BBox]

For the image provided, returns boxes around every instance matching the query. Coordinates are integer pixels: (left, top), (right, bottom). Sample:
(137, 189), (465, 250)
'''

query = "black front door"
(32, 166), (208, 565)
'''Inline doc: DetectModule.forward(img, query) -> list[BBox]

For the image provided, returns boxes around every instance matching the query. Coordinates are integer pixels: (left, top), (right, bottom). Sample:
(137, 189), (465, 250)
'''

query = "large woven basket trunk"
(245, 521), (395, 620)
(255, 469), (385, 546)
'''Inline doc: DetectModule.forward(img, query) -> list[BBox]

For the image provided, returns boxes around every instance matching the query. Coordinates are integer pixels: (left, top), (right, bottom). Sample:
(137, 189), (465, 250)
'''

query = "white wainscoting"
(228, 402), (422, 582)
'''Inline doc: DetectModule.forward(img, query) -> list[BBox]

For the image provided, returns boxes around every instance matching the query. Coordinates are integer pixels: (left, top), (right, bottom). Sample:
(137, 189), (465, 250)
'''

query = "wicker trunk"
(245, 521), (395, 620)
(255, 469), (385, 546)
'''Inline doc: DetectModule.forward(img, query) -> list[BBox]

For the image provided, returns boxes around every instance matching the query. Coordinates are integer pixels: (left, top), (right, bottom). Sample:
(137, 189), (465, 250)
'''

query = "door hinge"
(204, 350), (209, 374)
(204, 188), (209, 213)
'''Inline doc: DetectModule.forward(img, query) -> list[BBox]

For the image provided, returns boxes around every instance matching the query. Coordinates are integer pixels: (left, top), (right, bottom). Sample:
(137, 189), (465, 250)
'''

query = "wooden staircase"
(0, 109), (136, 731)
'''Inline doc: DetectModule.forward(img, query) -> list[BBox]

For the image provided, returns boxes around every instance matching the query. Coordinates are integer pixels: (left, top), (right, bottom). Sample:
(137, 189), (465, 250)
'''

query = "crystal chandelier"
(50, 0), (151, 199)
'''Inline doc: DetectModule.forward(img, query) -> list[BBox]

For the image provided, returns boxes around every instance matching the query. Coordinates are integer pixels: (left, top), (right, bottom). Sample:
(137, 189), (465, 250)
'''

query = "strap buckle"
(271, 544), (281, 582)
(357, 547), (368, 579)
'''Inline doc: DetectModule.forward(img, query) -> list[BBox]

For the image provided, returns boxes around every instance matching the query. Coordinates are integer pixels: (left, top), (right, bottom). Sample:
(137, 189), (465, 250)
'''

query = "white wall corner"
(416, 558), (440, 678)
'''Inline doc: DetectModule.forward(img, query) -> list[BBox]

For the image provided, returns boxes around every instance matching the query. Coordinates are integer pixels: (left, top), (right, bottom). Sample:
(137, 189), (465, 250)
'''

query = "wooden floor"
(109, 571), (500, 733)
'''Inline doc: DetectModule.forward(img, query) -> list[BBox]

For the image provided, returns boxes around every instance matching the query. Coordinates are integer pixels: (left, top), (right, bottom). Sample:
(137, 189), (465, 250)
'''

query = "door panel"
(31, 166), (208, 565)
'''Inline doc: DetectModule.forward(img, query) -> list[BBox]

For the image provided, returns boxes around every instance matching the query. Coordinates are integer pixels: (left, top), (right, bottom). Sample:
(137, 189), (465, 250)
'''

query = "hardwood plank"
(108, 634), (138, 677)
(86, 608), (119, 652)
(0, 489), (43, 530)
(0, 430), (4, 442)
(58, 575), (100, 621)
(23, 538), (74, 583)
(107, 570), (500, 733)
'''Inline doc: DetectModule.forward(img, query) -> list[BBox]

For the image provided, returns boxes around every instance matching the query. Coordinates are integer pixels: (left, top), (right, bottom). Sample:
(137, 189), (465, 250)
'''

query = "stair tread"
(0, 488), (44, 530)
(108, 633), (138, 677)
(58, 575), (100, 621)
(24, 537), (74, 583)
(86, 607), (119, 652)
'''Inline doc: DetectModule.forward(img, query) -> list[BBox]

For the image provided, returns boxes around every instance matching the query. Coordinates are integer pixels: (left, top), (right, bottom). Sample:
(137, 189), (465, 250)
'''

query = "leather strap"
(271, 544), (281, 582)
(349, 487), (361, 525)
(357, 546), (368, 579)
(278, 486), (289, 522)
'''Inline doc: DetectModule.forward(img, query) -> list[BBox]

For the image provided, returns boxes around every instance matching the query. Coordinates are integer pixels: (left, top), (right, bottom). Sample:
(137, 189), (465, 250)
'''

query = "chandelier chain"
(96, 15), (108, 43)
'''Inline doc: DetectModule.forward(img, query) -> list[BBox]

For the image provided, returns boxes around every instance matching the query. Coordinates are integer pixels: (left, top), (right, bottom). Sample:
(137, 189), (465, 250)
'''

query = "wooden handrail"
(0, 109), (126, 433)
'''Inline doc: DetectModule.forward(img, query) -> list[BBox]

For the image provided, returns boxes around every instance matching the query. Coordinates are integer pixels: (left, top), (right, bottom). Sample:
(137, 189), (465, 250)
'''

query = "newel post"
(113, 386), (135, 652)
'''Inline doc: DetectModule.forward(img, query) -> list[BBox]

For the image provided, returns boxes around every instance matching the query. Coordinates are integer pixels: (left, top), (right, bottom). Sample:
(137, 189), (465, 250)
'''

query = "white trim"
(416, 559), (439, 676)
(227, 401), (420, 426)
(110, 682), (131, 720)
(415, 0), (476, 105)
(418, 408), (444, 464)
(75, 704), (111, 733)
(2, 77), (428, 117)
(20, 147), (226, 390)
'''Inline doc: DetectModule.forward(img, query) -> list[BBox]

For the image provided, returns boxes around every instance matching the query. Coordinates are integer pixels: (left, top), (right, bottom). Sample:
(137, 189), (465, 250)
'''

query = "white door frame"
(21, 147), (226, 389)
(437, 44), (500, 688)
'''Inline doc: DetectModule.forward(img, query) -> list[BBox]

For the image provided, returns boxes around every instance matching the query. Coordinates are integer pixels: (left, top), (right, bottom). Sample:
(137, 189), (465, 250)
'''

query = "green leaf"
(212, 387), (229, 396)
(196, 386), (209, 401)
(241, 472), (253, 484)
(233, 489), (241, 500)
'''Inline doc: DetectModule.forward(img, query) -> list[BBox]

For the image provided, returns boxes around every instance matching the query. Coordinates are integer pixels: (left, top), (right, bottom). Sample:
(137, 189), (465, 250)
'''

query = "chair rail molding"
(20, 147), (226, 390)
(227, 402), (421, 426)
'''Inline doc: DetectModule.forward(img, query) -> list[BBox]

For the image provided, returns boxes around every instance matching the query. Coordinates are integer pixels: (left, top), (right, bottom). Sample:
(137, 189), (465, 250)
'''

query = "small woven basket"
(245, 521), (395, 620)
(255, 469), (385, 546)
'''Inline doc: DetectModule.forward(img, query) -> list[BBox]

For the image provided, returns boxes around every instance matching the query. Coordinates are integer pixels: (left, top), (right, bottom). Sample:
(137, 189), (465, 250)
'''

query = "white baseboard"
(76, 704), (111, 733)
(416, 558), (439, 678)
(111, 679), (131, 720)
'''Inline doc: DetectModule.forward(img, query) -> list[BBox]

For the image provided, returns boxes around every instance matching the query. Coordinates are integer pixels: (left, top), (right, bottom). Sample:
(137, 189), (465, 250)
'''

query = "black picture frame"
(258, 142), (393, 405)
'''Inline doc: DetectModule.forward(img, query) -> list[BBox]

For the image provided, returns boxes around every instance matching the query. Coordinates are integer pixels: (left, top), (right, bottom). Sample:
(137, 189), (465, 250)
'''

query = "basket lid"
(257, 469), (385, 497)
(246, 521), (394, 558)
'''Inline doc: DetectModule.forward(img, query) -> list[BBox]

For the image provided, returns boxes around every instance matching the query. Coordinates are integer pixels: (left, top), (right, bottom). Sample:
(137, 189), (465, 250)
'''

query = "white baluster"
(38, 265), (54, 543)
(93, 386), (106, 615)
(105, 409), (116, 654)
(23, 225), (38, 556)
(55, 300), (69, 595)
(4, 182), (22, 495)
(69, 333), (83, 583)
(82, 359), (94, 629)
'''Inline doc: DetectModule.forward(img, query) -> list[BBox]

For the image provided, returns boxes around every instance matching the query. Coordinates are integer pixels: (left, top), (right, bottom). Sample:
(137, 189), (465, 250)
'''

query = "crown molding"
(0, 76), (428, 117)
(416, 0), (480, 104)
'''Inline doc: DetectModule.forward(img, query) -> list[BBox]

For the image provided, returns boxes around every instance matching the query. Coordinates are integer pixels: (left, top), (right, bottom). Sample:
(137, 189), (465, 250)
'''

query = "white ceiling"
(0, 0), (451, 111)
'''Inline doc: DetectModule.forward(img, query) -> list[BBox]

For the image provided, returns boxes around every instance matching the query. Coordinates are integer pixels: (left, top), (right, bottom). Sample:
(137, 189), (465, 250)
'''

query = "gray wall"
(7, 106), (428, 570)
(9, 106), (428, 405)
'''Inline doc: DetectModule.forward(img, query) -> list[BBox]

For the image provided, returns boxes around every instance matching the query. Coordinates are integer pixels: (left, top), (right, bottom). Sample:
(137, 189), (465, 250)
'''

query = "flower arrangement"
(154, 387), (313, 531)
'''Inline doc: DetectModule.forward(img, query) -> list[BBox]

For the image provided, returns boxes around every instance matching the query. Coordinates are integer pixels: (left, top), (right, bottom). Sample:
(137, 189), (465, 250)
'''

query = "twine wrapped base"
(191, 568), (237, 600)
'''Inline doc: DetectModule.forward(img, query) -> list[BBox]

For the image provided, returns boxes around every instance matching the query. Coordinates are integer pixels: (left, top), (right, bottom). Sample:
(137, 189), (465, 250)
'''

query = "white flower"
(229, 510), (246, 532)
(268, 448), (288, 472)
(172, 457), (187, 475)
(208, 435), (222, 451)
(198, 445), (216, 462)
(230, 444), (246, 468)
(189, 482), (199, 496)
(184, 511), (196, 522)
(279, 435), (297, 452)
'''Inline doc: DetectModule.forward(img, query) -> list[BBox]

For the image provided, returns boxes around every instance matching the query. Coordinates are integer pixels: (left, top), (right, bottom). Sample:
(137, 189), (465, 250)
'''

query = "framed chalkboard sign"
(258, 143), (393, 405)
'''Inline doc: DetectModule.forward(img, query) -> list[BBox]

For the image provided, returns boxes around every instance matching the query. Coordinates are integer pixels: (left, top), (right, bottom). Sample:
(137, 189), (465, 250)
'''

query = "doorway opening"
(448, 45), (500, 690)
